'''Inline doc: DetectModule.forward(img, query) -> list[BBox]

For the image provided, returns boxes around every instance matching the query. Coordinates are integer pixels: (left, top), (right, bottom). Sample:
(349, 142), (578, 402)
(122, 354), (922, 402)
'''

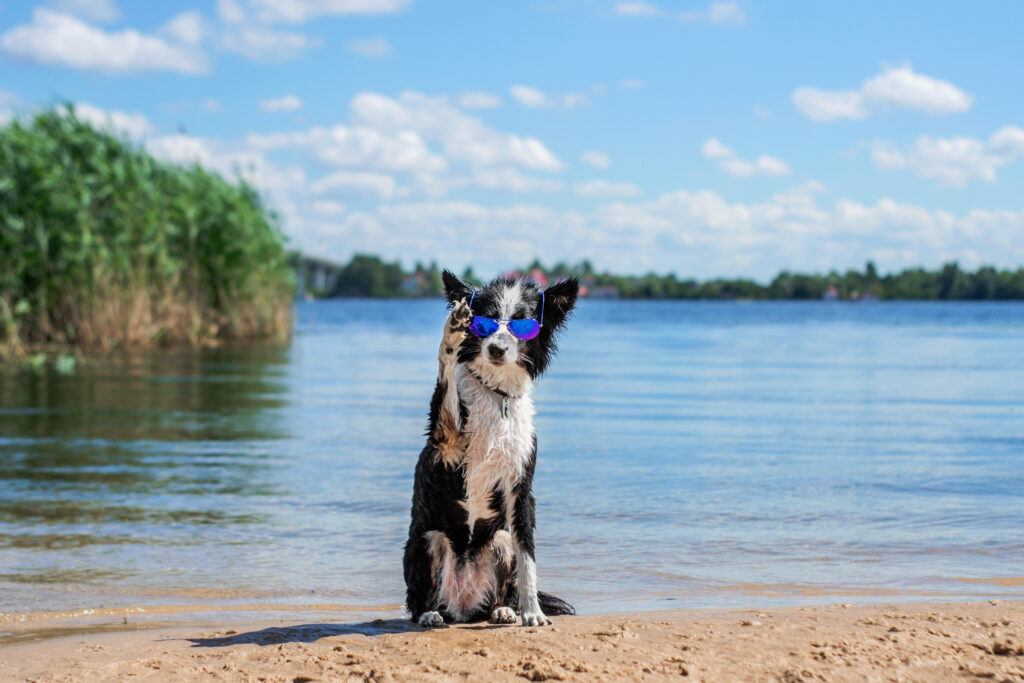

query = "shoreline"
(2, 600), (1022, 681)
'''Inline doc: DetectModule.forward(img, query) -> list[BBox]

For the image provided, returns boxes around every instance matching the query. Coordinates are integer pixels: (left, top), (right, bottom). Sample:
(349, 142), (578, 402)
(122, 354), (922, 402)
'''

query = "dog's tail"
(538, 591), (576, 616)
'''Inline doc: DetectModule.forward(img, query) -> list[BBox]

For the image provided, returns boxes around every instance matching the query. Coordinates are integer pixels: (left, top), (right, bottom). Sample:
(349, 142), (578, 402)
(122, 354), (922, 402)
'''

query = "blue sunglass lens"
(469, 316), (500, 337)
(508, 319), (540, 340)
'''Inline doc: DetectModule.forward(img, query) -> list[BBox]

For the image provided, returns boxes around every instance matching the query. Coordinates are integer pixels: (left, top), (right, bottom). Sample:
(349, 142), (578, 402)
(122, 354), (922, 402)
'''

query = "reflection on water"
(2, 301), (1024, 633)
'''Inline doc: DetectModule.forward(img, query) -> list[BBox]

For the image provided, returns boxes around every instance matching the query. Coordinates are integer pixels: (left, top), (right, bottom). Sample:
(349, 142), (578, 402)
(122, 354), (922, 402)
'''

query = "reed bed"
(0, 106), (293, 360)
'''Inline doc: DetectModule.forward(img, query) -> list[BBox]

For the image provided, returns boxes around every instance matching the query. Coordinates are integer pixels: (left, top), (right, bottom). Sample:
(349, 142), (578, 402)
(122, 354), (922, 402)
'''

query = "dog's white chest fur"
(456, 367), (535, 531)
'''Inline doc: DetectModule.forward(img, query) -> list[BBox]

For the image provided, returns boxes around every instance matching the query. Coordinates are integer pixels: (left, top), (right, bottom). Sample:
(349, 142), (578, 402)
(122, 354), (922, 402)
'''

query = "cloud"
(311, 170), (400, 198)
(581, 150), (611, 169)
(619, 78), (646, 90)
(74, 102), (154, 138)
(203, 98), (224, 112)
(299, 186), (1024, 280)
(260, 94), (303, 112)
(613, 1), (659, 16)
(346, 36), (392, 58)
(348, 91), (563, 171)
(701, 138), (791, 177)
(457, 91), (501, 109)
(46, 0), (119, 24)
(872, 126), (1024, 188)
(615, 1), (746, 25)
(160, 11), (208, 45)
(794, 64), (972, 121)
(679, 1), (746, 25)
(235, 0), (410, 24)
(573, 180), (642, 197)
(509, 85), (589, 109)
(218, 25), (319, 61)
(1, 9), (208, 74)
(310, 199), (346, 215)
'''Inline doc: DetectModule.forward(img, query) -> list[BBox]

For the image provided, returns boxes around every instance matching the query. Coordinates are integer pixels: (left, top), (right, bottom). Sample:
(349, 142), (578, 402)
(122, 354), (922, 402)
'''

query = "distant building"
(823, 285), (839, 301)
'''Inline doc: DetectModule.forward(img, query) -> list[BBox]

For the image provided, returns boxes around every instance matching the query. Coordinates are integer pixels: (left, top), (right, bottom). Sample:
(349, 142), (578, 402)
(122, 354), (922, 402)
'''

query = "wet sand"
(2, 601), (1023, 681)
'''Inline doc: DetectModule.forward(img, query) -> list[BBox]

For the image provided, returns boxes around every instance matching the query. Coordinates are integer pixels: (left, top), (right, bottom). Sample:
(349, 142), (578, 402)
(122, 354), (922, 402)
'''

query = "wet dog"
(403, 270), (578, 627)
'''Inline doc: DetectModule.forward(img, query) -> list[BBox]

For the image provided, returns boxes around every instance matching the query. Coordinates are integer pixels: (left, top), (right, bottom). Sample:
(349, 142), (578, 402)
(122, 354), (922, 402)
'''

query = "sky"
(1, 0), (1023, 281)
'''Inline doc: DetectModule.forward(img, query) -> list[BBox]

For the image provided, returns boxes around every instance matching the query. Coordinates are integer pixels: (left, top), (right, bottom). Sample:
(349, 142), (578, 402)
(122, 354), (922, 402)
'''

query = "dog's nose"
(488, 345), (506, 361)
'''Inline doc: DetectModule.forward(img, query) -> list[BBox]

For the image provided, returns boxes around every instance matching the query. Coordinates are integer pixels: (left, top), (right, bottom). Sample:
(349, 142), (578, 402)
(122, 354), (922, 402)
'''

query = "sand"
(1, 601), (1023, 682)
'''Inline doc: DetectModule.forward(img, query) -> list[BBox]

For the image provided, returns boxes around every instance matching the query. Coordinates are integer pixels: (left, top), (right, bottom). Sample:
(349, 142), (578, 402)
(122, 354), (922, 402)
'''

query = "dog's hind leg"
(431, 299), (471, 466)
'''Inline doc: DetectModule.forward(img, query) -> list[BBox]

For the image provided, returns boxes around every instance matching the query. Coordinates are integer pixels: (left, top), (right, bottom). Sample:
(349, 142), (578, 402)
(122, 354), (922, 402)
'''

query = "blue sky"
(2, 0), (1023, 280)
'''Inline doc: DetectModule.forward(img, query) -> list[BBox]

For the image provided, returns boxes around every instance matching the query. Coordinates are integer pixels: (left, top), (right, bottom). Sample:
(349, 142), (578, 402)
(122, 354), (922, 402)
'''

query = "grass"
(0, 105), (294, 362)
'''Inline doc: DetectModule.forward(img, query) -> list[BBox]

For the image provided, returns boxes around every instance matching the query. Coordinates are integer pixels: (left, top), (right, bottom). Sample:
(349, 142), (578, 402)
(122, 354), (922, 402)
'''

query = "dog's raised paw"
(448, 299), (472, 333)
(520, 610), (552, 627)
(417, 611), (444, 628)
(490, 606), (517, 624)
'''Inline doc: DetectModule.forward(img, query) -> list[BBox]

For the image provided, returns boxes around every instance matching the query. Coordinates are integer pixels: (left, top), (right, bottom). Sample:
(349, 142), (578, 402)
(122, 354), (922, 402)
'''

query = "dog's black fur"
(403, 270), (578, 627)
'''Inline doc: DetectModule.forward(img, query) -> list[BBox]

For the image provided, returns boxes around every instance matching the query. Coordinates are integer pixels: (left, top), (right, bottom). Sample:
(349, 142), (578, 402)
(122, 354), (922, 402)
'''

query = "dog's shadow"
(186, 618), (421, 648)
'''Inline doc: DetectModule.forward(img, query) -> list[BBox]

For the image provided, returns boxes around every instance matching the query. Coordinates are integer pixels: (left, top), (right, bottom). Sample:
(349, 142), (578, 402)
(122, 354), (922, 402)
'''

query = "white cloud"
(509, 85), (589, 109)
(299, 187), (1024, 280)
(581, 150), (611, 169)
(311, 170), (400, 198)
(0, 86), (19, 108)
(238, 0), (410, 24)
(457, 91), (501, 109)
(794, 64), (973, 122)
(872, 126), (1024, 188)
(701, 137), (791, 177)
(203, 98), (224, 112)
(218, 0), (247, 23)
(573, 180), (642, 198)
(346, 36), (392, 58)
(260, 94), (303, 112)
(614, 1), (659, 16)
(218, 25), (319, 61)
(619, 78), (646, 90)
(472, 167), (564, 193)
(46, 0), (119, 24)
(74, 102), (154, 138)
(249, 124), (446, 173)
(1, 9), (208, 74)
(679, 2), (746, 25)
(160, 11), (208, 46)
(310, 199), (346, 215)
(616, 1), (746, 25)
(348, 91), (563, 171)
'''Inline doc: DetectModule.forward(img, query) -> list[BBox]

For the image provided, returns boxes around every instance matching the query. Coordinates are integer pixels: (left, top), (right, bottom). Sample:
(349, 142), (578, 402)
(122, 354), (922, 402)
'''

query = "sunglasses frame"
(466, 289), (545, 340)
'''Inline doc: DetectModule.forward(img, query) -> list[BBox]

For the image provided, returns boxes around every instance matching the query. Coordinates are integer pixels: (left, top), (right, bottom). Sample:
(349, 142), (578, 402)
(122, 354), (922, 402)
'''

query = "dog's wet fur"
(403, 270), (579, 627)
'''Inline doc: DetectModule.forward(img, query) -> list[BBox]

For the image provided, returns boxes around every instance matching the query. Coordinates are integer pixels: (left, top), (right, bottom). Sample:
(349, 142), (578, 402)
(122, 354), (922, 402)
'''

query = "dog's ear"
(542, 277), (580, 329)
(442, 269), (473, 305)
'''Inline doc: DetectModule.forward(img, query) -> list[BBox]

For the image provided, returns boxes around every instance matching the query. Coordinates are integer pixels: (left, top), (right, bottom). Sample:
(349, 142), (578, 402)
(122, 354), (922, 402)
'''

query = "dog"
(403, 270), (579, 627)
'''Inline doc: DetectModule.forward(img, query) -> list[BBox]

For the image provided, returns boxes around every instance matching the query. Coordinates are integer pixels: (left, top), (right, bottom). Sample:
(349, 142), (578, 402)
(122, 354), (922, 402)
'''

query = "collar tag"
(502, 397), (510, 419)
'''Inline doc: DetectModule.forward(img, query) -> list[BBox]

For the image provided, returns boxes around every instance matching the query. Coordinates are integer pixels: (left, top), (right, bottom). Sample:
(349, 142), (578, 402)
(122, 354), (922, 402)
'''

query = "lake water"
(2, 300), (1023, 634)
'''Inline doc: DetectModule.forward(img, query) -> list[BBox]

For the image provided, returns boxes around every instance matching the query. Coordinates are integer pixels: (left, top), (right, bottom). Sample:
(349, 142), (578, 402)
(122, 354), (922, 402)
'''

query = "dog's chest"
(458, 382), (535, 530)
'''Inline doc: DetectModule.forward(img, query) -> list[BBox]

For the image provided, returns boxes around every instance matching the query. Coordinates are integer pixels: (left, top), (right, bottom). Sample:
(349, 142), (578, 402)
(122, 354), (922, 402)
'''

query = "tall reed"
(0, 106), (293, 358)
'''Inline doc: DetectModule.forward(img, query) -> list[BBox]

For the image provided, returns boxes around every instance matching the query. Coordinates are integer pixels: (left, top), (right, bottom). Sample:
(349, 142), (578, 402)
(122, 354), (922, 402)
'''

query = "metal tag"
(502, 397), (510, 419)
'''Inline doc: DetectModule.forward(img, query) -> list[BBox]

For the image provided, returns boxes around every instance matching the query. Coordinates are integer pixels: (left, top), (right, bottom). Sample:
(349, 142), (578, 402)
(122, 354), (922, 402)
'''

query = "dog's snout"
(488, 345), (506, 361)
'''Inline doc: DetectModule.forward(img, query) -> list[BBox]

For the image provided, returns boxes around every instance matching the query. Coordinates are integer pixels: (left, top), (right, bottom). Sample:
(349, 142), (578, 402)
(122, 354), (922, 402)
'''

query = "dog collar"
(465, 367), (521, 419)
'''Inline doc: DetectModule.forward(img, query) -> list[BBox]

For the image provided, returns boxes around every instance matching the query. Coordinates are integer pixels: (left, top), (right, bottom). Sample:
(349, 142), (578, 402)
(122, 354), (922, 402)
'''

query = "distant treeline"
(310, 254), (1024, 301)
(1, 106), (293, 360)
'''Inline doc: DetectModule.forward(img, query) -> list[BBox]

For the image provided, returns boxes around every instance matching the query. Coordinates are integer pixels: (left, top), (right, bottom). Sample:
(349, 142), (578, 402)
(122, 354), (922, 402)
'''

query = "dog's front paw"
(439, 300), (471, 361)
(490, 606), (517, 624)
(417, 611), (444, 628)
(520, 609), (552, 627)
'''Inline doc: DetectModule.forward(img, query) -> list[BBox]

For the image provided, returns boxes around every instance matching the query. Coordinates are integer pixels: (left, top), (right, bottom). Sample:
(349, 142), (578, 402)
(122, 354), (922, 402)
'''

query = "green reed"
(0, 105), (293, 359)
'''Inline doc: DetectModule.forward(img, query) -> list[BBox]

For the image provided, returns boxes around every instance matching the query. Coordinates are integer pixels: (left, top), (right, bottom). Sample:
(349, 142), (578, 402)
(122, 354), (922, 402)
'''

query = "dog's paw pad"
(520, 610), (552, 627)
(417, 611), (444, 628)
(490, 607), (517, 624)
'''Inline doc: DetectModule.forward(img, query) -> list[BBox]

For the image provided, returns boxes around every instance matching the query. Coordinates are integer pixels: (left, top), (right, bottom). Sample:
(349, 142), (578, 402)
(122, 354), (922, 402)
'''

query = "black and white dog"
(403, 270), (579, 627)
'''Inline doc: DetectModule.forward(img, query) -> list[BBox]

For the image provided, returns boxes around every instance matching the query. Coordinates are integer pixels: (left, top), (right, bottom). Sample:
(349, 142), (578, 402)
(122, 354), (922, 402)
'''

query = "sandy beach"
(1, 601), (1022, 681)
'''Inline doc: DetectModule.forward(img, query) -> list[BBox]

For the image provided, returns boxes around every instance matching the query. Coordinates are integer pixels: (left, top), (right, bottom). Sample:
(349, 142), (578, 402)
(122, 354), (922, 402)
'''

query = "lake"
(2, 300), (1023, 633)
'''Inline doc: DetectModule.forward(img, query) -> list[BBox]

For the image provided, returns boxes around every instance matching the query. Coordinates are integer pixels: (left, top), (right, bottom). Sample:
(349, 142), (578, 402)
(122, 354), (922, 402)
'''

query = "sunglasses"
(466, 289), (545, 341)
